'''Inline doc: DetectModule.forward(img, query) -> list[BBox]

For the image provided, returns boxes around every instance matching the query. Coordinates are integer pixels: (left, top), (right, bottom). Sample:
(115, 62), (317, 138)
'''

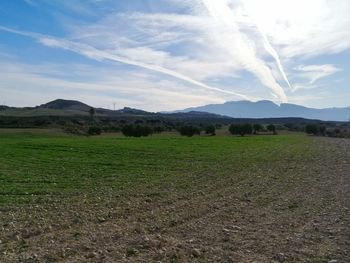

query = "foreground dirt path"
(1, 137), (350, 262)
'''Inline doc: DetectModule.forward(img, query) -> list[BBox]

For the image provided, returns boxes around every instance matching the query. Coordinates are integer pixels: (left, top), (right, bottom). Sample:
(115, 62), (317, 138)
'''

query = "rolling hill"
(39, 99), (92, 112)
(0, 99), (236, 129)
(0, 99), (346, 125)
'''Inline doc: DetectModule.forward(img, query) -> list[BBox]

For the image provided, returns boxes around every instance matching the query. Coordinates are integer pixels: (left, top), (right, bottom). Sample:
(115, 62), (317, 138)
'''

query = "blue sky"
(0, 0), (349, 111)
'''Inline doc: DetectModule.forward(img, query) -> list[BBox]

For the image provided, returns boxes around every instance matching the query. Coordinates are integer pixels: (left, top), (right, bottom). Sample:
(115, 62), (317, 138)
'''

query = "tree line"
(305, 123), (349, 138)
(229, 123), (277, 136)
(95, 123), (277, 137)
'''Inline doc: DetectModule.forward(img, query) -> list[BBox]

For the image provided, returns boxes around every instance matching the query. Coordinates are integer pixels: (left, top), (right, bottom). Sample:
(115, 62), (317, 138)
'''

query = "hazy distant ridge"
(179, 100), (350, 122)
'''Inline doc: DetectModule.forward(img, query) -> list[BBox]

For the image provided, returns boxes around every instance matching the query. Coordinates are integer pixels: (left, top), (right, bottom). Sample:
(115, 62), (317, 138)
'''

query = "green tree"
(241, 124), (253, 136)
(229, 124), (253, 136)
(253, 124), (263, 134)
(205, 125), (216, 136)
(88, 126), (102, 136)
(229, 124), (240, 135)
(305, 124), (318, 135)
(267, 124), (277, 135)
(122, 125), (153, 137)
(179, 125), (200, 137)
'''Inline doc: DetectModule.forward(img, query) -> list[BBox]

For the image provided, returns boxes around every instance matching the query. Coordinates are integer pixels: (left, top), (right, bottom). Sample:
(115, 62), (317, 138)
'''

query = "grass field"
(1, 129), (349, 262)
(0, 129), (311, 204)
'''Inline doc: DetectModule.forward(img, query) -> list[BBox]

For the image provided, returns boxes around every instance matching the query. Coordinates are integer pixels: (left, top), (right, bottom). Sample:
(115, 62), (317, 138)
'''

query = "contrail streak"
(200, 0), (288, 102)
(259, 30), (292, 90)
(0, 26), (250, 100)
(241, 5), (292, 92)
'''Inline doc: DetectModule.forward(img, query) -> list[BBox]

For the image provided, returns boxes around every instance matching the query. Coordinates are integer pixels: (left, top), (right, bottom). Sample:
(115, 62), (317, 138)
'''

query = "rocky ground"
(0, 137), (349, 262)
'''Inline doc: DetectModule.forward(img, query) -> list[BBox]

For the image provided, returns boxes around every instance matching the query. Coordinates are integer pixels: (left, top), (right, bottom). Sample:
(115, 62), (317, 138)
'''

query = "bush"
(305, 124), (318, 135)
(205, 125), (216, 136)
(88, 126), (102, 136)
(229, 124), (240, 135)
(179, 125), (200, 137)
(267, 124), (277, 135)
(253, 124), (263, 134)
(241, 123), (253, 136)
(122, 125), (153, 137)
(229, 123), (253, 136)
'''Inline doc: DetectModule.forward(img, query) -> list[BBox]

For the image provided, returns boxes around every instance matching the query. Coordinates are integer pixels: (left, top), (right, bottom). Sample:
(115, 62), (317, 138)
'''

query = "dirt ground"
(1, 137), (349, 262)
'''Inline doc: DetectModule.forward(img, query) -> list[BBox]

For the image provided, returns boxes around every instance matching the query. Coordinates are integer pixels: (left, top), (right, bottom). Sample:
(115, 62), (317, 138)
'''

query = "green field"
(1, 129), (349, 262)
(0, 129), (312, 205)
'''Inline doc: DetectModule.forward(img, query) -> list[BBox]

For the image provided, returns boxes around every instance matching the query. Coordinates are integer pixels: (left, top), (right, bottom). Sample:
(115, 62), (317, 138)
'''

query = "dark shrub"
(267, 124), (277, 135)
(179, 125), (200, 137)
(88, 126), (102, 135)
(122, 125), (153, 137)
(305, 124), (318, 135)
(241, 123), (253, 136)
(229, 124), (241, 135)
(121, 125), (133, 137)
(229, 124), (253, 136)
(205, 125), (216, 136)
(253, 124), (263, 134)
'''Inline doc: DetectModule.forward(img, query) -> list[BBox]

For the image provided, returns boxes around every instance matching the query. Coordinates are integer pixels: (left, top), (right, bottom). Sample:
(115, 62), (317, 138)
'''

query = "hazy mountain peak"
(39, 99), (91, 111)
(180, 100), (350, 121)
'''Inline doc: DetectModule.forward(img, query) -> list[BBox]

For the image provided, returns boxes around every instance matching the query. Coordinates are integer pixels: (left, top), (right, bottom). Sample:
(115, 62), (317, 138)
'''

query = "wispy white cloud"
(0, 59), (228, 110)
(0, 25), (249, 100)
(69, 5), (288, 102)
(2, 0), (350, 109)
(295, 64), (342, 84)
(199, 0), (288, 102)
(39, 37), (249, 99)
(242, 0), (350, 59)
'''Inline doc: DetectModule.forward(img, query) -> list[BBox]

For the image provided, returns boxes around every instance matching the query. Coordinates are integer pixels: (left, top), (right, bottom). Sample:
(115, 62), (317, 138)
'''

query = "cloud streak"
(0, 26), (250, 100)
(295, 64), (342, 84)
(254, 24), (292, 91)
(199, 0), (288, 102)
(0, 59), (226, 110)
(2, 0), (350, 109)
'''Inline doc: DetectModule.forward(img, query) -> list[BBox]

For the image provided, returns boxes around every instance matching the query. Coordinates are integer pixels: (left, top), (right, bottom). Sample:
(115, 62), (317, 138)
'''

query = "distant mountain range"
(179, 100), (350, 122)
(1, 99), (349, 123)
(0, 99), (231, 121)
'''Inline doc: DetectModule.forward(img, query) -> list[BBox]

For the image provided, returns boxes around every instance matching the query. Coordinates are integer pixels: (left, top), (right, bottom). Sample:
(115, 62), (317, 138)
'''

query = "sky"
(0, 0), (350, 111)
